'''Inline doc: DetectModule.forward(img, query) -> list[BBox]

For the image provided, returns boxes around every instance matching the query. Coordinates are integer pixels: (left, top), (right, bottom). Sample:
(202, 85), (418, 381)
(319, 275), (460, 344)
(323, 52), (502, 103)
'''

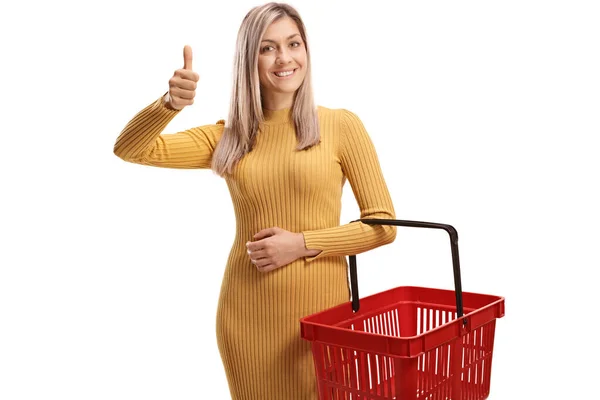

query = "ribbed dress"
(113, 94), (397, 399)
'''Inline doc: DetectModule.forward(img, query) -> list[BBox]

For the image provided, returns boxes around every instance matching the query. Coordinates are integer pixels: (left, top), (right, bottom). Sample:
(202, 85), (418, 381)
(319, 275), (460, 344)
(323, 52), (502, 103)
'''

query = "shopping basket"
(300, 219), (505, 399)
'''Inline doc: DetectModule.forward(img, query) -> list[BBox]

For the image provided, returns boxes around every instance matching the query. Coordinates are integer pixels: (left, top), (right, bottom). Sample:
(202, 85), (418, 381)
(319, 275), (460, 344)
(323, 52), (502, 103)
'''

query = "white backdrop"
(1, 0), (598, 398)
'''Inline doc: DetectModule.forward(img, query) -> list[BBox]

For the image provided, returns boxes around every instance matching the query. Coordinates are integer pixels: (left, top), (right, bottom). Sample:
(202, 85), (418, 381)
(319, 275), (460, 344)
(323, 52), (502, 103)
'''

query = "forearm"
(113, 93), (180, 162)
(301, 218), (396, 262)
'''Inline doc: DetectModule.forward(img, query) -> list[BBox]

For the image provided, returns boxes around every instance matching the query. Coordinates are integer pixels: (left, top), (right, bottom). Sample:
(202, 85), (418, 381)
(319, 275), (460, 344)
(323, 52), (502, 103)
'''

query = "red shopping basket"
(300, 219), (505, 399)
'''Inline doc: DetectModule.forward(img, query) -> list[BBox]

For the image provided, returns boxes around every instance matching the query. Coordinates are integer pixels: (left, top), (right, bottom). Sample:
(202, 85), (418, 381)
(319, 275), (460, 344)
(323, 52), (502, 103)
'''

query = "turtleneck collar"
(262, 107), (292, 125)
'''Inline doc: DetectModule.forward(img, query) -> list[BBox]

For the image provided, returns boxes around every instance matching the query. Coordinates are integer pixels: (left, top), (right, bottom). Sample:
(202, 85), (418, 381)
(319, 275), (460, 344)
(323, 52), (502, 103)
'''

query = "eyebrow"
(261, 33), (300, 43)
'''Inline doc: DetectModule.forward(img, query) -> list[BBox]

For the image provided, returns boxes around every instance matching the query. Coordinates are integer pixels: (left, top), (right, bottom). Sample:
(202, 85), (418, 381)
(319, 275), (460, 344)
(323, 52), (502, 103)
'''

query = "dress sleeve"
(301, 109), (397, 262)
(113, 93), (225, 169)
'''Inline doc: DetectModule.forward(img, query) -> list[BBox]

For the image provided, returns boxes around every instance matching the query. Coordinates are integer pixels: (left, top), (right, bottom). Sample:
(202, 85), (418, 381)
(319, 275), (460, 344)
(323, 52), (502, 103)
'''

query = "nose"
(276, 48), (292, 64)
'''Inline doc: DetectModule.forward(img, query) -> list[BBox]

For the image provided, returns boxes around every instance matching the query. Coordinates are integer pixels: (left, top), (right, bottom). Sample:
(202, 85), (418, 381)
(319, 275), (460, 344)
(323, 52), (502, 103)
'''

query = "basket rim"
(299, 286), (505, 357)
(301, 297), (503, 339)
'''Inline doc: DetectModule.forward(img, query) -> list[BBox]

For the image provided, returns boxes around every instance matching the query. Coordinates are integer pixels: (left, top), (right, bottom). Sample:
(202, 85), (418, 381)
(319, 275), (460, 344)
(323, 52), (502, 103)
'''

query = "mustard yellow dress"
(114, 95), (397, 399)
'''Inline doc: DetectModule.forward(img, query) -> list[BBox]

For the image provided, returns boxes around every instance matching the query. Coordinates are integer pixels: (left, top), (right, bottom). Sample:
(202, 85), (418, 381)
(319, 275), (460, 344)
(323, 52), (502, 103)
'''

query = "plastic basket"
(300, 219), (505, 399)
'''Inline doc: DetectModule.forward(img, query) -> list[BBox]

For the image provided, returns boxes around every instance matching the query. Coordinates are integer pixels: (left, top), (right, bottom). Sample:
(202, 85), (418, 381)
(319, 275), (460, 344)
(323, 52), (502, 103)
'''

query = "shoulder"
(187, 119), (226, 144)
(317, 106), (367, 138)
(207, 118), (226, 132)
(192, 119), (226, 130)
(317, 105), (363, 127)
(316, 106), (372, 154)
(211, 119), (226, 140)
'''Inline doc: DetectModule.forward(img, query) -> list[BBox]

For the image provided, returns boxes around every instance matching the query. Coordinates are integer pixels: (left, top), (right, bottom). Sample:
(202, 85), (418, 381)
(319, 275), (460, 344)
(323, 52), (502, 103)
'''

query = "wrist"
(162, 92), (179, 111)
(298, 232), (320, 257)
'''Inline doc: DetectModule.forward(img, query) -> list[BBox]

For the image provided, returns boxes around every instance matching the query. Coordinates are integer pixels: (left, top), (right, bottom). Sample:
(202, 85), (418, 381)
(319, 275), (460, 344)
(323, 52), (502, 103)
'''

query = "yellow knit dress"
(113, 94), (397, 399)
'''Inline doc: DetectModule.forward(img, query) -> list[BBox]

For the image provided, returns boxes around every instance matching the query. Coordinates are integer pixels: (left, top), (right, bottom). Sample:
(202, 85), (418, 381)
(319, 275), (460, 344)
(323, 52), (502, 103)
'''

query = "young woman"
(113, 2), (396, 398)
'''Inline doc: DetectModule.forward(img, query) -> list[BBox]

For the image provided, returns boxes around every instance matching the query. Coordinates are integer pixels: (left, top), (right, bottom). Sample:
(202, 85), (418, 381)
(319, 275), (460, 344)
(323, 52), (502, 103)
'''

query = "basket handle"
(349, 219), (464, 321)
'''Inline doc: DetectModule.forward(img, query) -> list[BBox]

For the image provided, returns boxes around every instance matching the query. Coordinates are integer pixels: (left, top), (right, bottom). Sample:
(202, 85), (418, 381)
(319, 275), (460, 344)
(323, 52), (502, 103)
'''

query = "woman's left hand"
(246, 227), (306, 273)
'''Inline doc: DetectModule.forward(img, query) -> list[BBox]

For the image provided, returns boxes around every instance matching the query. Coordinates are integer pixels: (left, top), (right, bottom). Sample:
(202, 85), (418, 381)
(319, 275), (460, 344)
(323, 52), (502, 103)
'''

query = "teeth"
(274, 69), (295, 77)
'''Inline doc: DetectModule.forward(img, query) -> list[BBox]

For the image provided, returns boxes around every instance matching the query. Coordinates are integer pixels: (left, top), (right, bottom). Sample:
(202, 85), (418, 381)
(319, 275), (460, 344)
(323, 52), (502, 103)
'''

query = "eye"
(261, 45), (274, 52)
(290, 41), (301, 48)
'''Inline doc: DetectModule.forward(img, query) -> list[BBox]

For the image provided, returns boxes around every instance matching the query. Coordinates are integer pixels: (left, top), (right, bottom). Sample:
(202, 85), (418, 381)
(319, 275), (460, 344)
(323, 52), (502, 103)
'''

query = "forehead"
(262, 16), (301, 41)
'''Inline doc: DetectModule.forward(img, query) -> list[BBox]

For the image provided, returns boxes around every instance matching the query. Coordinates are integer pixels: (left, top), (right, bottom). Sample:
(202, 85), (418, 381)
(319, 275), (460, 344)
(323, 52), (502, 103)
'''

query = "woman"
(113, 2), (396, 398)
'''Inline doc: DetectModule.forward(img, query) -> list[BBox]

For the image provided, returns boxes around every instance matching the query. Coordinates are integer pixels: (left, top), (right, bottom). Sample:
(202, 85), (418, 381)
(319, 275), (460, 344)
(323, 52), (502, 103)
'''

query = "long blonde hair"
(211, 2), (320, 177)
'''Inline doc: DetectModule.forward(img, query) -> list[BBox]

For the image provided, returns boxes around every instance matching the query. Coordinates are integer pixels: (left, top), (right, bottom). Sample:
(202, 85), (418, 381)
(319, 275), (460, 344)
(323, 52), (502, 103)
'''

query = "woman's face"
(257, 16), (307, 104)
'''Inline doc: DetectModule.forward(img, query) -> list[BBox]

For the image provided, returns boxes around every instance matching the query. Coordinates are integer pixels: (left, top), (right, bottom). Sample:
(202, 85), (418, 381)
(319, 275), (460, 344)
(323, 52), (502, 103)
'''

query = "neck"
(261, 91), (295, 110)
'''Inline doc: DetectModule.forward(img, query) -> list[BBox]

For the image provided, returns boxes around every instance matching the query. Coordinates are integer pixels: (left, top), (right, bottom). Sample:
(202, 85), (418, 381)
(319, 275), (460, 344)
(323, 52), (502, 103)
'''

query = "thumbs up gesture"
(165, 45), (200, 110)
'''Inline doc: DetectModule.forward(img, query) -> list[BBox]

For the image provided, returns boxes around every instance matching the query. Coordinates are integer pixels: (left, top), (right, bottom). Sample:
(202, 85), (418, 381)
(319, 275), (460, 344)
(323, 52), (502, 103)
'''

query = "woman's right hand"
(164, 45), (199, 110)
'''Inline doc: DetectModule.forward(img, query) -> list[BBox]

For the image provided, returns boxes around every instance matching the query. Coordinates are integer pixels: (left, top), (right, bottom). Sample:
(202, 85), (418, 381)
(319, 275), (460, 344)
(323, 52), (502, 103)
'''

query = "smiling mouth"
(273, 68), (297, 78)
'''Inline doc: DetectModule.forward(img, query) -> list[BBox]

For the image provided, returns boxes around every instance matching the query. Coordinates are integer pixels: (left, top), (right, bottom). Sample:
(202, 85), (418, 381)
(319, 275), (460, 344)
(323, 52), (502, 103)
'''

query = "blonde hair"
(211, 2), (320, 177)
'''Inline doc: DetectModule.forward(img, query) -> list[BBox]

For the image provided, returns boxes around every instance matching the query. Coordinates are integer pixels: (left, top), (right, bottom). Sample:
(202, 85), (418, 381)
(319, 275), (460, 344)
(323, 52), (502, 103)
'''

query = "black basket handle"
(349, 219), (464, 322)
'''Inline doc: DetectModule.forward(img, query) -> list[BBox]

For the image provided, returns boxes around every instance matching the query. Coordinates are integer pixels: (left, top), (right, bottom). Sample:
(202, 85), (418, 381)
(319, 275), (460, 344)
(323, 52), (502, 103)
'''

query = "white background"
(1, 0), (598, 398)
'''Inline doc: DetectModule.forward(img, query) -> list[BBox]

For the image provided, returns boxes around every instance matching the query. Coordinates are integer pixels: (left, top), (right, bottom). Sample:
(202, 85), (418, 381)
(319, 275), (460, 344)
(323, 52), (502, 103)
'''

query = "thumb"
(253, 227), (278, 240)
(183, 45), (193, 70)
